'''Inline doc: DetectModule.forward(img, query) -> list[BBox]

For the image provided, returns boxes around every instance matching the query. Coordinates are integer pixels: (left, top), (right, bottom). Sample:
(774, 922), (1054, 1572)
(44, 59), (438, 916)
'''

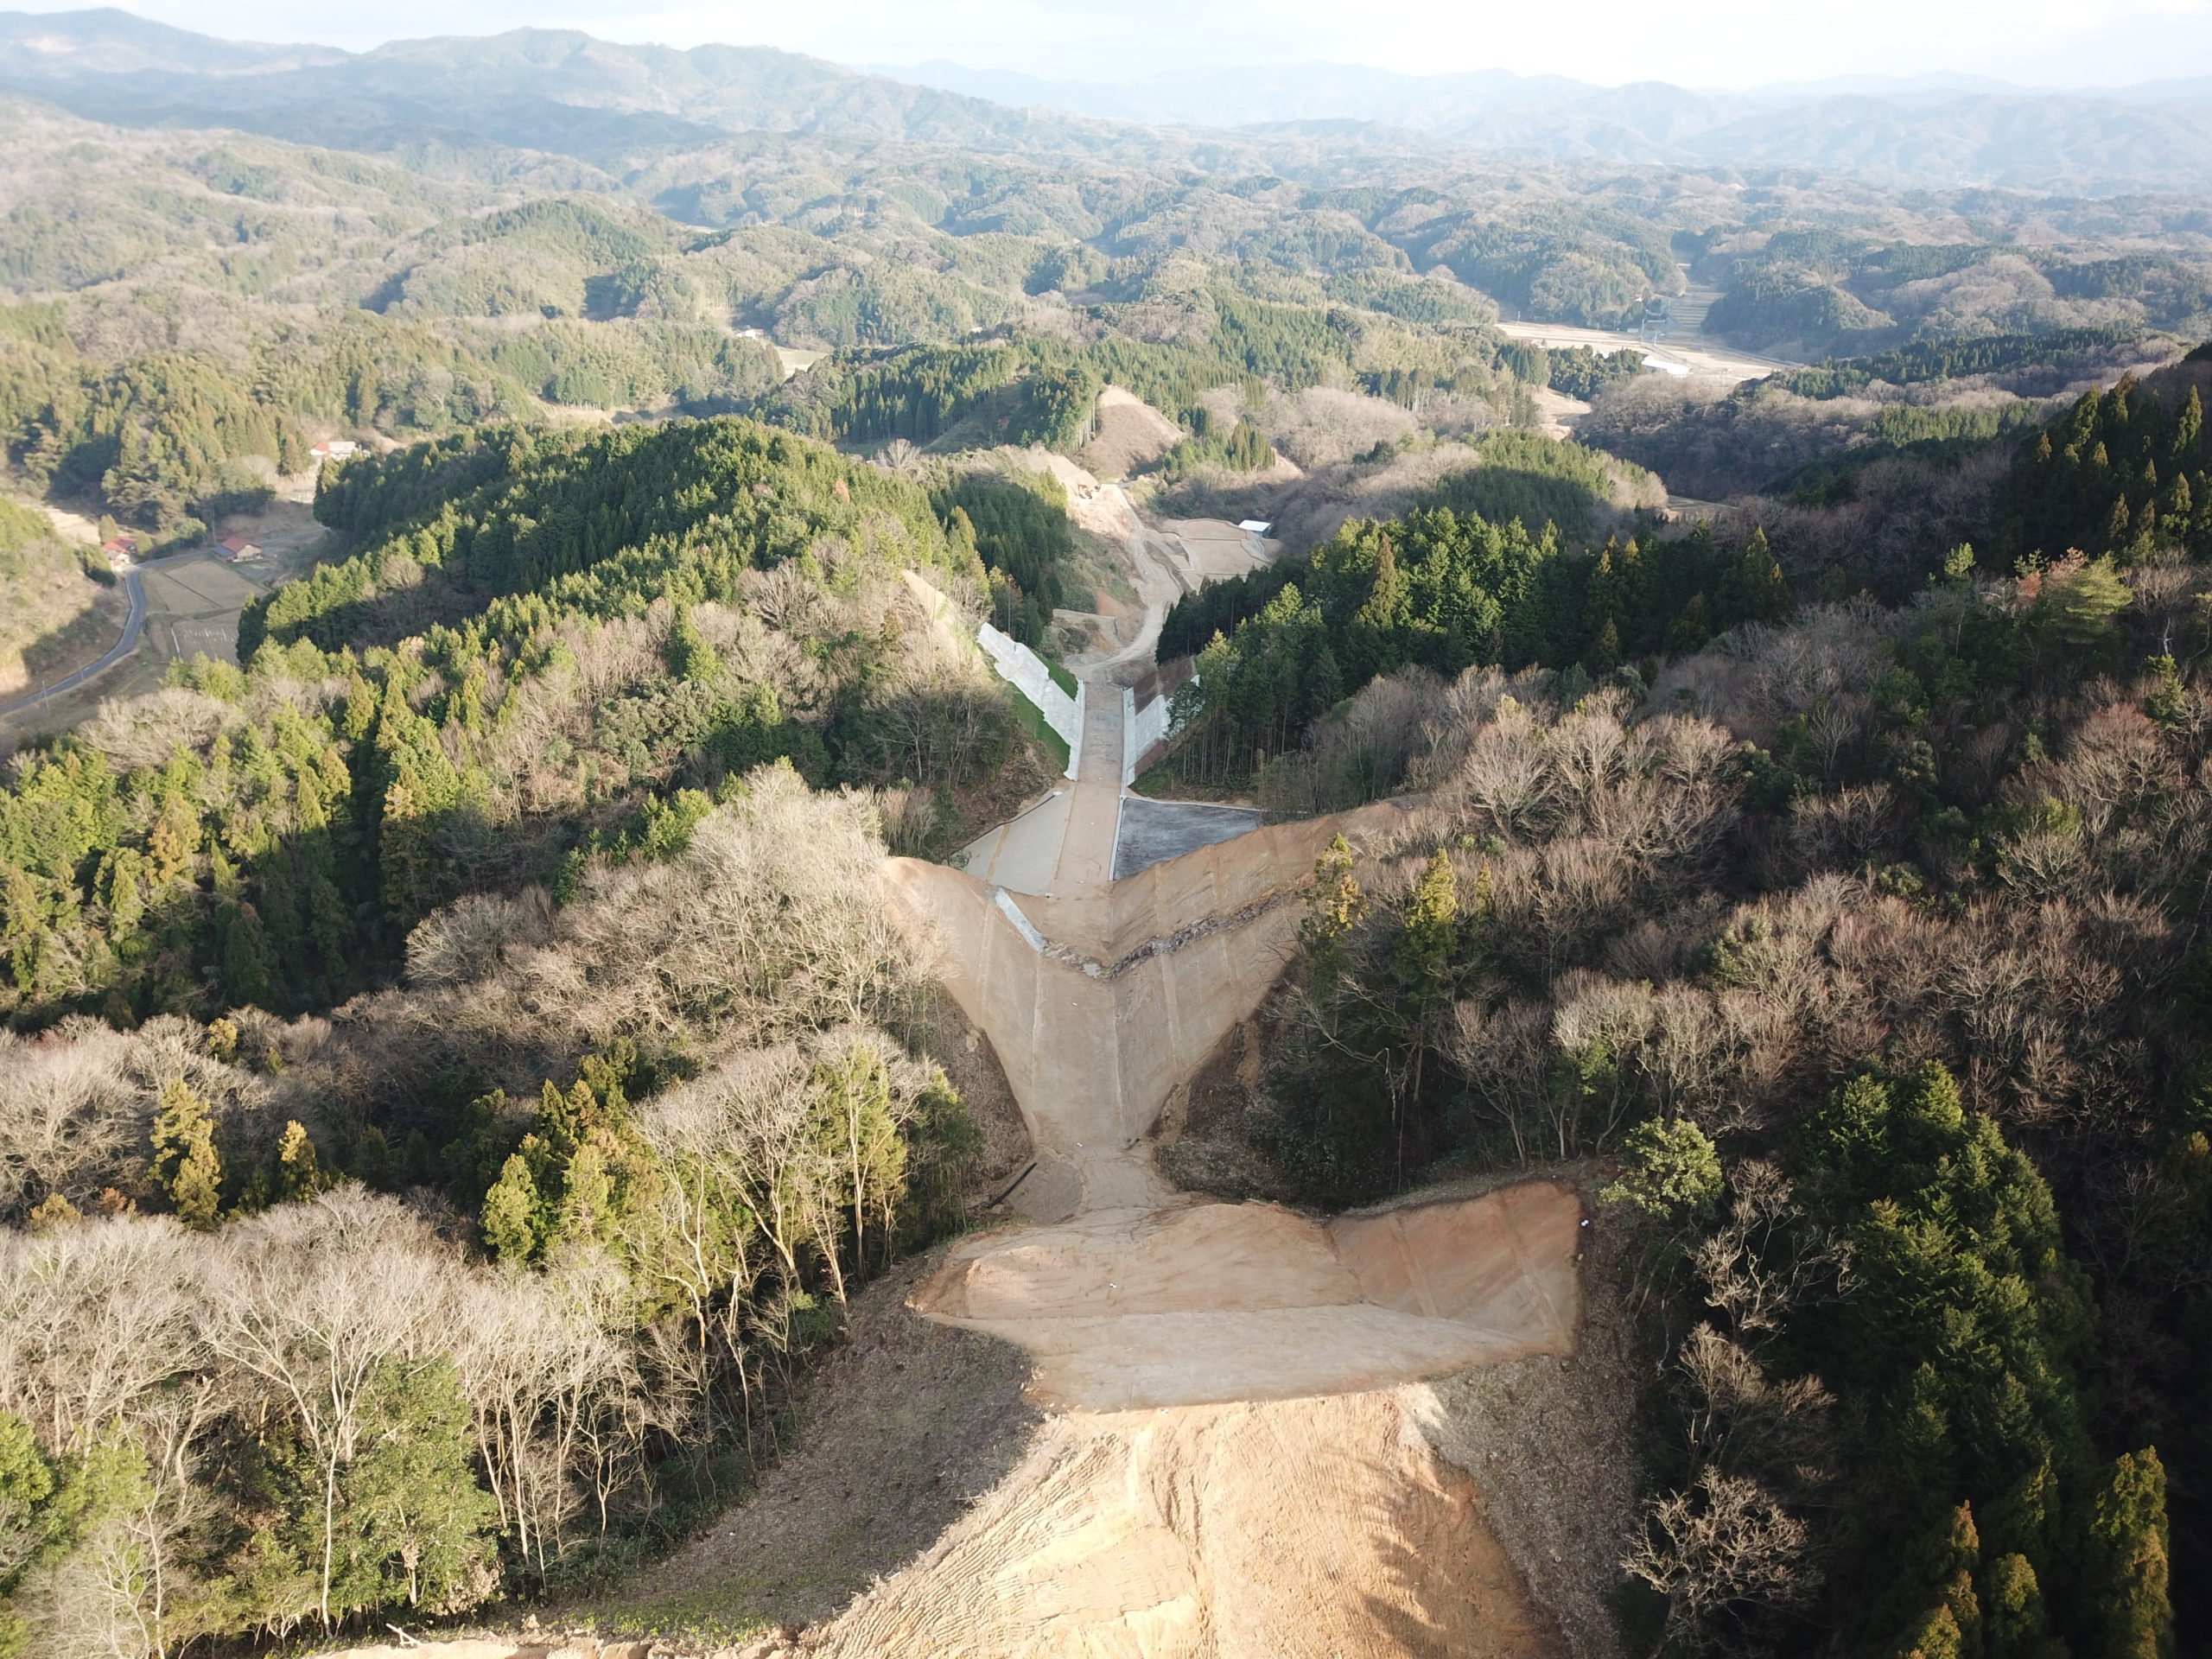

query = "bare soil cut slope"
(810, 1389), (1567, 1659)
(912, 1183), (1581, 1410)
(1076, 386), (1183, 480)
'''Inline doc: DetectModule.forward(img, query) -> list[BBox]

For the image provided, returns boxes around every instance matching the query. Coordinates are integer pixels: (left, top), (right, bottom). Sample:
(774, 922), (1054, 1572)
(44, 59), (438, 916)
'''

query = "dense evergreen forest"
(1158, 511), (1787, 785)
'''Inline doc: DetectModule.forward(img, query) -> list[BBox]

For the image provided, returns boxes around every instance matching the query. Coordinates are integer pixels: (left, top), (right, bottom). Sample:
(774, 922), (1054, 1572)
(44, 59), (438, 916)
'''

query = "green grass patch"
(1044, 655), (1077, 696)
(1007, 683), (1071, 772)
(1131, 760), (1251, 804)
(597, 1590), (778, 1644)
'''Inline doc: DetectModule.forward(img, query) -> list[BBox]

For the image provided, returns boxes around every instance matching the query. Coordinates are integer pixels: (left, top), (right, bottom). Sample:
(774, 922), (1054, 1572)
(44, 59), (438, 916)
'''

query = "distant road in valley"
(0, 550), (205, 721)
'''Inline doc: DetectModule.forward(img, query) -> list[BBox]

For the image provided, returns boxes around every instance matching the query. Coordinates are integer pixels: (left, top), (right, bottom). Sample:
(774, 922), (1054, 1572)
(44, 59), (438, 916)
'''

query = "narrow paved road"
(0, 550), (210, 721)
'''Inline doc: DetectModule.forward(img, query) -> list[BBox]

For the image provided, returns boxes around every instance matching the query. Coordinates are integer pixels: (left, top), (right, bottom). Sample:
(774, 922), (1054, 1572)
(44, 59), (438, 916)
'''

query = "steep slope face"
(813, 1390), (1566, 1659)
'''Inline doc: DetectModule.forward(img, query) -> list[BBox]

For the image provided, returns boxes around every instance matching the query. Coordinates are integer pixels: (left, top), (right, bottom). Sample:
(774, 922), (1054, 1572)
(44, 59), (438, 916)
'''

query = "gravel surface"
(1111, 796), (1261, 878)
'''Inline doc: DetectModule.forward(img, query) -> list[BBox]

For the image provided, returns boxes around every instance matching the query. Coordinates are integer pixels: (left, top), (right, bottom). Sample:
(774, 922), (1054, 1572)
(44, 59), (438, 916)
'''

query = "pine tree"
(1896, 1605), (1968, 1659)
(1719, 527), (1790, 626)
(1982, 1460), (2062, 1564)
(1917, 1504), (1985, 1659)
(1300, 834), (1365, 981)
(1981, 1554), (2064, 1659)
(331, 1358), (499, 1614)
(1586, 617), (1622, 678)
(1598, 1116), (1721, 1222)
(276, 1120), (327, 1202)
(219, 899), (276, 1008)
(151, 1077), (223, 1229)
(666, 602), (717, 681)
(2078, 1448), (2172, 1659)
(1665, 593), (1713, 655)
(556, 1142), (613, 1249)
(0, 1408), (55, 1651)
(2101, 495), (2132, 550)
(480, 1154), (541, 1263)
(147, 794), (201, 887)
(2042, 555), (2132, 649)
(1393, 850), (1457, 1011)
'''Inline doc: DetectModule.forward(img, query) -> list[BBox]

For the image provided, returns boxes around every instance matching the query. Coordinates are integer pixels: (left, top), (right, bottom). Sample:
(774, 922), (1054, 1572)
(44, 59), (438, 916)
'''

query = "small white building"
(1237, 519), (1273, 535)
(310, 440), (361, 461)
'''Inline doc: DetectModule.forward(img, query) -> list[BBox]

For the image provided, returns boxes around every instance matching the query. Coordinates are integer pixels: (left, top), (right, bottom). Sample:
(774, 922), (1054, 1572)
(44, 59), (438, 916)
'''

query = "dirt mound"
(912, 1181), (1583, 1410)
(1077, 386), (1183, 480)
(807, 1388), (1566, 1659)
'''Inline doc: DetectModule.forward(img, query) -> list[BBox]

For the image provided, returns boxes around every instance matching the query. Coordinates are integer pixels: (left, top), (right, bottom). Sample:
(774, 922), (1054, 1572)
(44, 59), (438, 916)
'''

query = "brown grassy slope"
(0, 499), (121, 700)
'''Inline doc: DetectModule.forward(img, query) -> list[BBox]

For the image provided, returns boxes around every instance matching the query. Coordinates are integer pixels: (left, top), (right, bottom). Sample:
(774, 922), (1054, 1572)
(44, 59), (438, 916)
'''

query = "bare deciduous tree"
(198, 1192), (458, 1630)
(1626, 1468), (1820, 1657)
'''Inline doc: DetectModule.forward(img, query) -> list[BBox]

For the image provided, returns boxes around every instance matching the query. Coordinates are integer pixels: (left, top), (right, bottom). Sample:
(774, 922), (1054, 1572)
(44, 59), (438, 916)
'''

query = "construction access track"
(820, 673), (1586, 1656)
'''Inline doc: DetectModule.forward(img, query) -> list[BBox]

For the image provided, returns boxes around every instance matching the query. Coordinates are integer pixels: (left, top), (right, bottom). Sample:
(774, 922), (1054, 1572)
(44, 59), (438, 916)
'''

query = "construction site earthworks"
(344, 471), (1642, 1659)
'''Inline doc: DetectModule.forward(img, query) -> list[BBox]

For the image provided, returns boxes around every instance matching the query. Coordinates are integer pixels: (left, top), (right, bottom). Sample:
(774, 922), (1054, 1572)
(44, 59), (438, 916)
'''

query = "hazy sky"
(41, 0), (2212, 88)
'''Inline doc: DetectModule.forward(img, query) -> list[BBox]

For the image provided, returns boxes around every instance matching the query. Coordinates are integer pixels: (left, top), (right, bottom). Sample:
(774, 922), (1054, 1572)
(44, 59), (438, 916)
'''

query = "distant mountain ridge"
(0, 8), (1123, 165)
(883, 58), (2212, 126)
(883, 58), (2212, 192)
(5, 9), (2212, 190)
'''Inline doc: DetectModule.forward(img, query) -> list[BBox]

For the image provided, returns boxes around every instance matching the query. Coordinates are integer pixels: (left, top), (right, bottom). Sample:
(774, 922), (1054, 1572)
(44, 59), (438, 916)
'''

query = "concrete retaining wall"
(977, 621), (1083, 779)
(1122, 674), (1188, 785)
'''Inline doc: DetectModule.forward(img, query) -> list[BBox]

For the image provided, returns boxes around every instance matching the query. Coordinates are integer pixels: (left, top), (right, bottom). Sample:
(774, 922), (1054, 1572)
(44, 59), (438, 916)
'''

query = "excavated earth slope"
(812, 1389), (1562, 1659)
(798, 685), (1587, 1655)
(334, 576), (1595, 1659)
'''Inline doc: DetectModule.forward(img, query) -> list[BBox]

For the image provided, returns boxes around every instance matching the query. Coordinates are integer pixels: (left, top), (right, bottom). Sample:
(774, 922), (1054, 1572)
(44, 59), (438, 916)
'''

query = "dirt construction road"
(881, 688), (1581, 1410)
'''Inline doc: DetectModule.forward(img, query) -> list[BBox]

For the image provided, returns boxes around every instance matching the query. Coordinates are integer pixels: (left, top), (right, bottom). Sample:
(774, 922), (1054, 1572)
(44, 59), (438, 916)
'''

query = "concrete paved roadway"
(0, 550), (212, 721)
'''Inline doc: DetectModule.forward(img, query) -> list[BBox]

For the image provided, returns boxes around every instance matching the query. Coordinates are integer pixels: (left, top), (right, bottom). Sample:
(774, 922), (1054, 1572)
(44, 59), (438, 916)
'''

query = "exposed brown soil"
(334, 615), (1629, 1659)
(805, 1387), (1567, 1659)
(1421, 1178), (1643, 1659)
(1075, 386), (1182, 480)
(911, 1180), (1583, 1411)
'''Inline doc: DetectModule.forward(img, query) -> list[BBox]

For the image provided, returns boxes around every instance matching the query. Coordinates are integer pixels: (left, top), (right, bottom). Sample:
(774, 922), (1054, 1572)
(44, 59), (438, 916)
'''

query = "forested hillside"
(10, 78), (2212, 553)
(1129, 348), (2212, 1652)
(0, 416), (1062, 1032)
(7, 16), (2212, 1654)
(0, 769), (1003, 1653)
(0, 407), (1058, 1652)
